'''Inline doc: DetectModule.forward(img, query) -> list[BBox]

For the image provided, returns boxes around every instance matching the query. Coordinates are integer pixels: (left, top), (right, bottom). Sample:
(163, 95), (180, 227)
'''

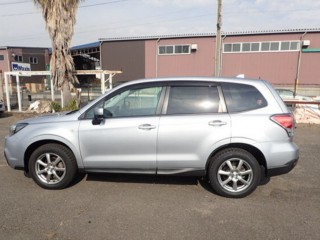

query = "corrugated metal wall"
(145, 37), (215, 78)
(100, 31), (320, 88)
(101, 40), (145, 84)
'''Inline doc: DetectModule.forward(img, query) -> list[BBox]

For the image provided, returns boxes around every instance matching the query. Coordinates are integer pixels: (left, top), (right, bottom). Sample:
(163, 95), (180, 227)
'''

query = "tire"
(29, 143), (78, 189)
(208, 148), (261, 198)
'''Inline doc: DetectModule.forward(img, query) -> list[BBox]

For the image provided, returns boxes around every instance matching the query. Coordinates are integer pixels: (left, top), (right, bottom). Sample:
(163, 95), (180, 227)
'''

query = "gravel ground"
(0, 112), (319, 240)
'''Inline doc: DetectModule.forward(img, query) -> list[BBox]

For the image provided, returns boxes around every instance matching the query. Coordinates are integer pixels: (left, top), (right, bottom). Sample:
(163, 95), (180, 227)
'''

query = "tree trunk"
(61, 81), (72, 108)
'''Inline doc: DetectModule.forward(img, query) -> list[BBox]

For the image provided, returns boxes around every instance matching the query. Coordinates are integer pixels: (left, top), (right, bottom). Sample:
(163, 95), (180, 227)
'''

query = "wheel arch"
(206, 143), (267, 175)
(24, 140), (79, 175)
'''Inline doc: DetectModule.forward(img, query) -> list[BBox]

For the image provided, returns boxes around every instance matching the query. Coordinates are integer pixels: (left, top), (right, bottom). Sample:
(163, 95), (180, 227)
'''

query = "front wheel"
(208, 148), (261, 198)
(29, 143), (78, 189)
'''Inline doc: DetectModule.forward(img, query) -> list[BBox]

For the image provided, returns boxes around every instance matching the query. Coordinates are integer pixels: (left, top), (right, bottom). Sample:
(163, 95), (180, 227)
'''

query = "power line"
(224, 8), (317, 14)
(80, 0), (129, 8)
(0, 0), (130, 17)
(0, 11), (40, 17)
(1, 12), (213, 43)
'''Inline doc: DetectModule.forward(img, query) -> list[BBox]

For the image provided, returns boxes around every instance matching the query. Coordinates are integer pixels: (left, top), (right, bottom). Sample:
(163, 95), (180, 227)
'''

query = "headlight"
(9, 123), (28, 136)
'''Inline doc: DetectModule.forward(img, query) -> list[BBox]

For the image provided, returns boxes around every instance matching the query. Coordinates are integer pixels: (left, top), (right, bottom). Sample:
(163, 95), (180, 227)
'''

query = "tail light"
(271, 114), (295, 136)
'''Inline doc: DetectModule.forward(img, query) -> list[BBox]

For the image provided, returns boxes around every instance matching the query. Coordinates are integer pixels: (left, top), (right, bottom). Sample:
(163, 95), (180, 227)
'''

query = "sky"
(0, 0), (319, 48)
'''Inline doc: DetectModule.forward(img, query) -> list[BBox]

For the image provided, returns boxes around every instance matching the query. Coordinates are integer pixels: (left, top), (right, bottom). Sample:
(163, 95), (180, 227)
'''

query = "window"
(290, 42), (299, 50)
(251, 43), (259, 51)
(242, 43), (251, 52)
(29, 57), (38, 64)
(242, 43), (260, 52)
(281, 42), (290, 51)
(0, 55), (4, 61)
(224, 41), (300, 53)
(85, 86), (163, 118)
(261, 42), (270, 51)
(270, 42), (279, 51)
(224, 44), (232, 52)
(14, 55), (23, 62)
(167, 86), (220, 115)
(222, 83), (267, 113)
(159, 46), (166, 54)
(233, 43), (241, 52)
(175, 45), (190, 54)
(158, 45), (191, 55)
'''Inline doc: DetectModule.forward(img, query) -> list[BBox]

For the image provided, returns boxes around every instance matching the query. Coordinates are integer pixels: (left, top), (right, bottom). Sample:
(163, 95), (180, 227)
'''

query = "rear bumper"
(267, 158), (299, 177)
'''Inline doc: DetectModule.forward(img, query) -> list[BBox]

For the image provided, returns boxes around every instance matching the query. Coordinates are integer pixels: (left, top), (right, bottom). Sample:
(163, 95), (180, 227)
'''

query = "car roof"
(118, 77), (267, 88)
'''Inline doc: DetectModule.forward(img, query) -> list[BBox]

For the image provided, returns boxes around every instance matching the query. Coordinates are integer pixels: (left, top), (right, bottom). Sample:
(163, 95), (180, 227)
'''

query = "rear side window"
(166, 86), (221, 114)
(222, 83), (267, 113)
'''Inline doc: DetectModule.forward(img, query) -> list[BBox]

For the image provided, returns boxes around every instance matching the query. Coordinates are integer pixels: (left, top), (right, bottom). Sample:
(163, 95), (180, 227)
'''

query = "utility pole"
(215, 0), (223, 77)
(0, 70), (3, 101)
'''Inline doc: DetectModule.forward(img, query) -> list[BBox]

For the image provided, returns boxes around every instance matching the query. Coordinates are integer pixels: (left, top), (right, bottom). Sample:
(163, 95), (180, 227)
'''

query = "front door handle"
(208, 120), (227, 127)
(138, 124), (156, 130)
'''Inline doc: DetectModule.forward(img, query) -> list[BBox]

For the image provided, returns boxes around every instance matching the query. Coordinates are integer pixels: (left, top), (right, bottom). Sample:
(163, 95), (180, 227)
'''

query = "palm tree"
(34, 0), (81, 107)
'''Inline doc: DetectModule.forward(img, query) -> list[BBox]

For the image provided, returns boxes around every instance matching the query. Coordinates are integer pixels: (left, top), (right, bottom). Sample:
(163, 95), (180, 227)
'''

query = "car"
(0, 100), (5, 115)
(4, 77), (299, 198)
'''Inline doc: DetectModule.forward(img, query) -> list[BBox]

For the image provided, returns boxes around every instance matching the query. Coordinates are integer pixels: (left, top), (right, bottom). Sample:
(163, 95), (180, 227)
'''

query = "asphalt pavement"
(0, 112), (319, 240)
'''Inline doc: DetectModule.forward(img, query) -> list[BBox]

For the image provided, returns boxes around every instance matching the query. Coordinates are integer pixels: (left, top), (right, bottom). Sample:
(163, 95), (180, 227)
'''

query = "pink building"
(100, 29), (320, 95)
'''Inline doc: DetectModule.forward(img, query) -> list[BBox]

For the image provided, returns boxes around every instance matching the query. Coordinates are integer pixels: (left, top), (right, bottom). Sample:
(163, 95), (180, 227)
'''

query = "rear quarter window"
(221, 82), (267, 113)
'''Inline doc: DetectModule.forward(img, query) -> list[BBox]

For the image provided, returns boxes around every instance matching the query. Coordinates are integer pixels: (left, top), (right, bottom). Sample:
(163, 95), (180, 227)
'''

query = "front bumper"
(4, 136), (25, 170)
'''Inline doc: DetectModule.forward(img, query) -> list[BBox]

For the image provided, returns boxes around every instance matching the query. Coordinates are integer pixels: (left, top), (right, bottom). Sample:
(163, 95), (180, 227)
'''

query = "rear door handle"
(208, 120), (227, 127)
(138, 124), (156, 130)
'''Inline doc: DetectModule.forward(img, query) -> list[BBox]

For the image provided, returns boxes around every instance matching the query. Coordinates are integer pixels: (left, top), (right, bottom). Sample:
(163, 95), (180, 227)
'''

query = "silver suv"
(4, 77), (299, 198)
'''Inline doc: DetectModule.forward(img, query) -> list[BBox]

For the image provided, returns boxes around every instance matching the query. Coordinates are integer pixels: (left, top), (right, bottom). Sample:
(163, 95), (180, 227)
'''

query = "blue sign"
(12, 62), (31, 71)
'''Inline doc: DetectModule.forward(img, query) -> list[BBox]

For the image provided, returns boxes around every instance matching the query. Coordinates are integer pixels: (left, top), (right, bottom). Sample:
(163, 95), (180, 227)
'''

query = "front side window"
(166, 86), (221, 115)
(222, 83), (267, 113)
(85, 86), (163, 118)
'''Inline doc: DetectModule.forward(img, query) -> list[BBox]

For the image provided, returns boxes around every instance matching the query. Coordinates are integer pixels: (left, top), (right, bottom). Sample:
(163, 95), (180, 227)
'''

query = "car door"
(78, 85), (164, 174)
(157, 83), (231, 174)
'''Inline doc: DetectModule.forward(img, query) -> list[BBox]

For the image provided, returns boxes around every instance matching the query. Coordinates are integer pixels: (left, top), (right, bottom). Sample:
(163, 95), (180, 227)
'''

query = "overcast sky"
(0, 0), (319, 48)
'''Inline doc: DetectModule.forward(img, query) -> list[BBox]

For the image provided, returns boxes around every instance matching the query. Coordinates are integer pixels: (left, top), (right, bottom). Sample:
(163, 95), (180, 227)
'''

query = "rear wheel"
(208, 148), (261, 198)
(29, 144), (77, 189)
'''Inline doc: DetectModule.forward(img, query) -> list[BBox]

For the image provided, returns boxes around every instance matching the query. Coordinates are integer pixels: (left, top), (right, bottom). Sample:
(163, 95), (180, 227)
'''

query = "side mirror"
(92, 108), (104, 125)
(92, 108), (113, 125)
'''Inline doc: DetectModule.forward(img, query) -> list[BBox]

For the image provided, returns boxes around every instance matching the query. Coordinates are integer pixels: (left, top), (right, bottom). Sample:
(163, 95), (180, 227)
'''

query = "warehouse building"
(1, 28), (319, 99)
(100, 28), (320, 95)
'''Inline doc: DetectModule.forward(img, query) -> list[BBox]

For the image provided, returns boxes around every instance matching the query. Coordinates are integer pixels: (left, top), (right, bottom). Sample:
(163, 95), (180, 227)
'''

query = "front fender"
(24, 134), (83, 169)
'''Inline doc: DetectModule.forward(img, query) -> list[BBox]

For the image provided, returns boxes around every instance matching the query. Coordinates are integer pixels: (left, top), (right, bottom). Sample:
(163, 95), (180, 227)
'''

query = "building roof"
(99, 33), (215, 42)
(71, 41), (100, 50)
(99, 28), (320, 42)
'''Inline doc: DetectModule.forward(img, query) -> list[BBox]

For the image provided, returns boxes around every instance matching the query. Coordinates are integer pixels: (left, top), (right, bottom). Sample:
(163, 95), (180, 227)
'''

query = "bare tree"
(34, 0), (81, 107)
